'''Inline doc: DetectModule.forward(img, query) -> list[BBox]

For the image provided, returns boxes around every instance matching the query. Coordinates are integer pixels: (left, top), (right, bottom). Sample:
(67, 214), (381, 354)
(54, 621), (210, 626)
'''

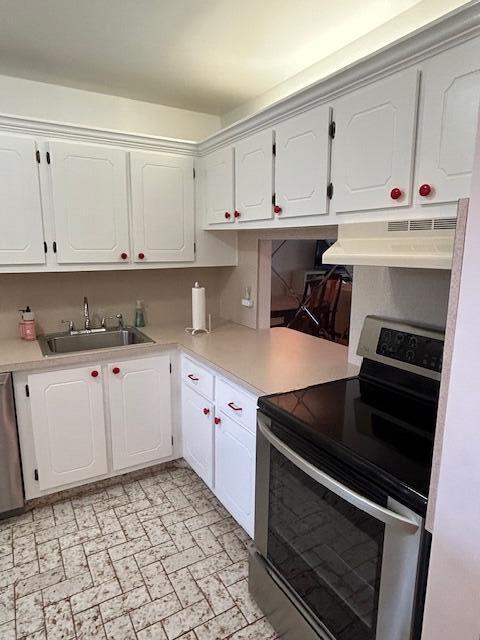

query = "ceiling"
(0, 0), (439, 115)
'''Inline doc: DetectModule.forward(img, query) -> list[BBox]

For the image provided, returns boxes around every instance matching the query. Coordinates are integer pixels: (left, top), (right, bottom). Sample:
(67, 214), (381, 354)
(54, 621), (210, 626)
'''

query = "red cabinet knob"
(112, 367), (120, 375)
(225, 212), (231, 220)
(234, 210), (240, 219)
(273, 205), (282, 214)
(138, 252), (145, 260)
(419, 184), (432, 197)
(91, 370), (99, 378)
(390, 188), (402, 200)
(214, 417), (221, 425)
(203, 407), (210, 415)
(120, 252), (128, 260)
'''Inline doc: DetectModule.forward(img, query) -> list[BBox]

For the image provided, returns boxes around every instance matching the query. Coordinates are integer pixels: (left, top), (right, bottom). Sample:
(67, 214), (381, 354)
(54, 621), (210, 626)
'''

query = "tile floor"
(0, 462), (279, 640)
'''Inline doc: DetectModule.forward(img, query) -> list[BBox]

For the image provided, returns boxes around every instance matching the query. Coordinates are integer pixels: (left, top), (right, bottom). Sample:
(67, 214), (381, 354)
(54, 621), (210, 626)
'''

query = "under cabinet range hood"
(323, 217), (456, 270)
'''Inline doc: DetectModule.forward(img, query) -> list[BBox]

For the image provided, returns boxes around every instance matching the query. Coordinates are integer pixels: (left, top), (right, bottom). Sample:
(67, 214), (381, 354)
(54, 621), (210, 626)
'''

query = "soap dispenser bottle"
(134, 300), (145, 328)
(19, 306), (37, 341)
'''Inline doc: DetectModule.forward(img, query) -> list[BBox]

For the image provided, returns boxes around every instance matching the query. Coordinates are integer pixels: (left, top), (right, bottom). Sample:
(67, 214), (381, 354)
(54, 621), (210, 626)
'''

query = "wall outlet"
(241, 298), (254, 308)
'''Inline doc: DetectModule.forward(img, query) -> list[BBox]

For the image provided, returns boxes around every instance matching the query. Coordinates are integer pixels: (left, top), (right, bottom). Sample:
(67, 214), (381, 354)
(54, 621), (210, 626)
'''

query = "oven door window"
(267, 447), (384, 640)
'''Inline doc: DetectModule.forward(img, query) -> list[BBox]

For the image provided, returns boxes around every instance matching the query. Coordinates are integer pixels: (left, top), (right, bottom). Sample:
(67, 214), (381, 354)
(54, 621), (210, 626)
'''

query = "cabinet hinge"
(193, 167), (196, 179)
(272, 193), (276, 205)
(329, 121), (336, 139)
(25, 384), (30, 398)
(35, 149), (41, 164)
(34, 469), (39, 481)
(46, 151), (51, 164)
(53, 241), (57, 253)
(43, 241), (48, 254)
(171, 435), (174, 446)
(193, 242), (196, 256)
(272, 143), (276, 156)
(169, 363), (172, 374)
(327, 182), (334, 199)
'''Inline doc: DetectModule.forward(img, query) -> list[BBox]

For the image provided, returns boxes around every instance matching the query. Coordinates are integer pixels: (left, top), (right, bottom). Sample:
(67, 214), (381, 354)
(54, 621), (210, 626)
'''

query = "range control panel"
(376, 328), (443, 373)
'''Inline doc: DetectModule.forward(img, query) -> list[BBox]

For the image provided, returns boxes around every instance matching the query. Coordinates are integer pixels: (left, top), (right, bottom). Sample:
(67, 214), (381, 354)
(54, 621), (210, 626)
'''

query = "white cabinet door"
(215, 411), (255, 536)
(235, 130), (273, 222)
(205, 147), (235, 225)
(48, 141), (130, 264)
(275, 106), (331, 218)
(28, 366), (107, 490)
(0, 134), (45, 265)
(181, 385), (214, 488)
(108, 355), (172, 471)
(415, 37), (480, 206)
(131, 151), (194, 262)
(331, 68), (419, 213)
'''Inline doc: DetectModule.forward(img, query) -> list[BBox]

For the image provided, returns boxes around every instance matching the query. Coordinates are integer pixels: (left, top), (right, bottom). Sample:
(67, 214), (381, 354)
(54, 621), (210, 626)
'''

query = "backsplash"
(0, 268), (233, 339)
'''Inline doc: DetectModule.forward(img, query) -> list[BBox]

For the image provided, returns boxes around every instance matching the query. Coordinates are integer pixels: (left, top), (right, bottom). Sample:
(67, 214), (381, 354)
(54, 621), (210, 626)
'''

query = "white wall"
(349, 266), (451, 364)
(420, 106), (480, 640)
(222, 0), (468, 126)
(0, 74), (220, 141)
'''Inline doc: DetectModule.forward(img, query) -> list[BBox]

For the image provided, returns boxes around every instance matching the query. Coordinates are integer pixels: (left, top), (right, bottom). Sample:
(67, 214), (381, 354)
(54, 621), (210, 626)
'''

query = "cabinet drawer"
(181, 355), (214, 400)
(216, 378), (257, 433)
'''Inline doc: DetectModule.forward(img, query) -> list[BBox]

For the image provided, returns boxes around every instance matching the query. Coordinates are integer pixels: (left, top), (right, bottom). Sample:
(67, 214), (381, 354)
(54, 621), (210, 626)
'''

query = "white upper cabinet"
(331, 68), (419, 214)
(107, 355), (173, 471)
(205, 147), (235, 224)
(275, 105), (331, 218)
(0, 134), (45, 265)
(130, 151), (194, 262)
(415, 37), (480, 206)
(28, 365), (108, 490)
(235, 130), (274, 222)
(182, 384), (214, 488)
(48, 141), (130, 264)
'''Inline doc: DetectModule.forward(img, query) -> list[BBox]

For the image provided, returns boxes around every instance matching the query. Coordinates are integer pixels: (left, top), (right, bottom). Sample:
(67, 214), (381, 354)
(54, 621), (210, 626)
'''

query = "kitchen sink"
(38, 327), (154, 356)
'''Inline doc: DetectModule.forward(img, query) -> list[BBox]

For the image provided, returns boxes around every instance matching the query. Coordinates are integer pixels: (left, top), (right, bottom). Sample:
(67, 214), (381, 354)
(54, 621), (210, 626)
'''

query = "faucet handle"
(115, 313), (124, 329)
(61, 319), (75, 333)
(101, 316), (115, 329)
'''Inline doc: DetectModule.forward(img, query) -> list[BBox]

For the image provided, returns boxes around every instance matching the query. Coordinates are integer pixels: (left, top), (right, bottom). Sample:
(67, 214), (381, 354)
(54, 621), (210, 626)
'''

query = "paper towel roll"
(191, 282), (206, 331)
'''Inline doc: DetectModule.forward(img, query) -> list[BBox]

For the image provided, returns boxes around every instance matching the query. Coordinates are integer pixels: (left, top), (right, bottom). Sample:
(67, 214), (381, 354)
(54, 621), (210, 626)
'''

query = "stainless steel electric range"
(250, 316), (444, 640)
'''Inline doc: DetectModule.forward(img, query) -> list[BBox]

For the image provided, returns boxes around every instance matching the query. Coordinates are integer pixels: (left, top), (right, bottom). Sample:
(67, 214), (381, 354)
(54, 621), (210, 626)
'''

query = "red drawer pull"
(91, 370), (99, 378)
(138, 252), (145, 260)
(120, 252), (128, 260)
(203, 407), (210, 415)
(419, 184), (432, 197)
(112, 367), (120, 375)
(214, 417), (221, 425)
(390, 188), (402, 200)
(273, 205), (282, 214)
(228, 402), (242, 412)
(188, 374), (199, 381)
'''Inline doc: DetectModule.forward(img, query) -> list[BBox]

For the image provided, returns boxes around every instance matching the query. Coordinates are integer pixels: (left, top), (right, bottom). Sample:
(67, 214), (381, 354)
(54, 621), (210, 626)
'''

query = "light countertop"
(0, 322), (359, 395)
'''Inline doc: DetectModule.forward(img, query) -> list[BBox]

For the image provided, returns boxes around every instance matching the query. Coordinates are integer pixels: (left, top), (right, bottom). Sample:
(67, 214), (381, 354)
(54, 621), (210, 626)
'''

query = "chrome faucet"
(83, 296), (91, 331)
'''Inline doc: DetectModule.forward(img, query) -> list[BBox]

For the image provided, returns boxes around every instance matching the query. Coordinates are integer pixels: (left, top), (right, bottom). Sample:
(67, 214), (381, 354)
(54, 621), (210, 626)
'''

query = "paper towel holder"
(185, 281), (212, 336)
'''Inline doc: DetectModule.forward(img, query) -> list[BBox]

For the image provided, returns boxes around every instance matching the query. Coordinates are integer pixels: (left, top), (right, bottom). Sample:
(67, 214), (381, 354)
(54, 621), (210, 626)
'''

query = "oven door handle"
(258, 418), (420, 534)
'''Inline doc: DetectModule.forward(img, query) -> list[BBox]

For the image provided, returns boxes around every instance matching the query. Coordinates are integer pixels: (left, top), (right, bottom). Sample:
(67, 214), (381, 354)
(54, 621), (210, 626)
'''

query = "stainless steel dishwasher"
(0, 373), (24, 516)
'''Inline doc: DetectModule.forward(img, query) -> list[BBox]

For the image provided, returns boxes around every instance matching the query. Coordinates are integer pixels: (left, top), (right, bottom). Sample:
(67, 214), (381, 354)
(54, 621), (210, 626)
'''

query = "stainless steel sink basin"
(38, 327), (154, 356)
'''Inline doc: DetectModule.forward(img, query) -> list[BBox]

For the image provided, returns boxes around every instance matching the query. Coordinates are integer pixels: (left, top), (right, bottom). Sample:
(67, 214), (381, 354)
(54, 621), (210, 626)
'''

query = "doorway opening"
(269, 239), (352, 345)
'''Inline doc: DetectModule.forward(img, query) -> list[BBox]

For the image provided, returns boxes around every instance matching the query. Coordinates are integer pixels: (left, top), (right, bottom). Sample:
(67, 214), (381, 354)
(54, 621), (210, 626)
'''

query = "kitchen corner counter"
(0, 322), (359, 395)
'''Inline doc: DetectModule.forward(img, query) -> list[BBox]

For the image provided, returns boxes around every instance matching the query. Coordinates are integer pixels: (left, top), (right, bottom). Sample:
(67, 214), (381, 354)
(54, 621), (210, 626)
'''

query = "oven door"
(252, 413), (424, 640)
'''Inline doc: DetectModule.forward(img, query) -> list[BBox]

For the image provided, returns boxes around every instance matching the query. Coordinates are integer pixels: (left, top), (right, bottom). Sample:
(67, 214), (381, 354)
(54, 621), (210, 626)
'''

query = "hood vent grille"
(388, 218), (457, 233)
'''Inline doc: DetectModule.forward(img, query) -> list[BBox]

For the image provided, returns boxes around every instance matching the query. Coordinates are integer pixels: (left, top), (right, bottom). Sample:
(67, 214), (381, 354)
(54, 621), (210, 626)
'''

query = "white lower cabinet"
(182, 385), (214, 488)
(28, 365), (108, 491)
(215, 411), (256, 537)
(108, 355), (172, 471)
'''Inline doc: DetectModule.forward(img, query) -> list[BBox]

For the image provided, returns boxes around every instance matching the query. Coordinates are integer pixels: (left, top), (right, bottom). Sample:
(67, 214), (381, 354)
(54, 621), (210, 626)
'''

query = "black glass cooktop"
(258, 375), (439, 513)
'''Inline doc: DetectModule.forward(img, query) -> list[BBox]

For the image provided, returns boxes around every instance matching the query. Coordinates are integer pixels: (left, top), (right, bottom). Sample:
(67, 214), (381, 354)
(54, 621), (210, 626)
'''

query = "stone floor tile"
(16, 591), (44, 637)
(71, 491), (109, 509)
(0, 555), (12, 573)
(194, 606), (247, 640)
(209, 517), (239, 538)
(137, 503), (176, 524)
(136, 620), (167, 640)
(59, 526), (102, 550)
(33, 506), (54, 522)
(62, 544), (88, 579)
(162, 598), (214, 640)
(130, 593), (182, 632)
(73, 505), (98, 530)
(227, 579), (264, 624)
(83, 530), (126, 556)
(121, 483), (147, 502)
(217, 559), (249, 586)
(52, 501), (75, 524)
(88, 550), (116, 586)
(104, 613), (136, 640)
(160, 507), (197, 528)
(197, 573), (235, 615)
(108, 535), (152, 562)
(135, 542), (178, 568)
(93, 495), (130, 515)
(165, 522), (195, 552)
(140, 561), (173, 600)
(16, 566), (65, 599)
(184, 511), (223, 533)
(44, 598), (75, 640)
(190, 527), (222, 557)
(162, 546), (205, 575)
(70, 578), (122, 614)
(0, 560), (40, 590)
(115, 500), (151, 519)
(0, 585), (14, 625)
(73, 606), (106, 640)
(13, 534), (37, 566)
(99, 585), (151, 623)
(218, 532), (248, 563)
(168, 568), (203, 608)
(112, 556), (145, 592)
(37, 540), (62, 574)
(0, 620), (15, 640)
(96, 508), (123, 535)
(189, 551), (232, 582)
(12, 517), (55, 540)
(42, 572), (93, 607)
(164, 489), (189, 510)
(118, 513), (146, 541)
(34, 521), (78, 545)
(228, 616), (278, 640)
(142, 518), (171, 546)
